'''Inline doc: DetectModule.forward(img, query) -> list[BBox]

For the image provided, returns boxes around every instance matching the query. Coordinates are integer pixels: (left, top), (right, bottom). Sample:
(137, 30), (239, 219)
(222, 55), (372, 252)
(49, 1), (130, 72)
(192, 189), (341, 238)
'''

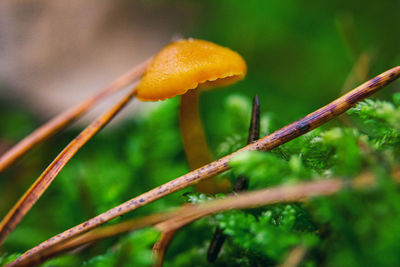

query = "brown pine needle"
(9, 66), (400, 267)
(0, 85), (139, 245)
(154, 174), (375, 232)
(0, 58), (151, 172)
(21, 173), (377, 267)
(278, 245), (308, 267)
(153, 230), (179, 267)
(341, 53), (370, 93)
(25, 212), (176, 267)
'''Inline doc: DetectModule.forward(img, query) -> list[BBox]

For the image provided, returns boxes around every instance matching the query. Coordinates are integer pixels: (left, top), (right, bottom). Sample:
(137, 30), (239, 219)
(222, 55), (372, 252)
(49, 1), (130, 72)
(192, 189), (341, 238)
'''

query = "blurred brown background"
(0, 0), (193, 122)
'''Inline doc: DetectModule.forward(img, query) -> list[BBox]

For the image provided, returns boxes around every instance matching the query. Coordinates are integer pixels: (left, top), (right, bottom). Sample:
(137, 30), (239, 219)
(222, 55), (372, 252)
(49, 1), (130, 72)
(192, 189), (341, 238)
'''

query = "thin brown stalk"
(20, 173), (377, 267)
(0, 58), (151, 173)
(339, 53), (370, 127)
(0, 86), (139, 245)
(152, 230), (178, 267)
(9, 66), (400, 267)
(341, 53), (370, 93)
(278, 245), (308, 267)
(155, 175), (375, 232)
(25, 212), (177, 266)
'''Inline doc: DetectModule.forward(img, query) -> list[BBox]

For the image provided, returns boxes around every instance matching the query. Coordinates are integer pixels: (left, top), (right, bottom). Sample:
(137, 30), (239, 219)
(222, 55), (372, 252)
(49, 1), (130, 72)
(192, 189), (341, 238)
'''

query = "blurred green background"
(1, 0), (400, 266)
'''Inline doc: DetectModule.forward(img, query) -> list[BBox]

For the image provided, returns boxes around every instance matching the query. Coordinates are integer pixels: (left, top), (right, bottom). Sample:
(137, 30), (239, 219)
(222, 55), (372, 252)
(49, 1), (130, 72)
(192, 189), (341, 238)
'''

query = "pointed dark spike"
(232, 175), (250, 192)
(207, 228), (227, 262)
(207, 95), (261, 262)
(247, 95), (261, 144)
(238, 95), (260, 192)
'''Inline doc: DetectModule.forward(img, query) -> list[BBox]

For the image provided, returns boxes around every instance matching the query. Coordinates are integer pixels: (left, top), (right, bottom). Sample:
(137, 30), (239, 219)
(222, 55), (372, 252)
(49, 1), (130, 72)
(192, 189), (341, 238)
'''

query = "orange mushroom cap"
(136, 39), (247, 101)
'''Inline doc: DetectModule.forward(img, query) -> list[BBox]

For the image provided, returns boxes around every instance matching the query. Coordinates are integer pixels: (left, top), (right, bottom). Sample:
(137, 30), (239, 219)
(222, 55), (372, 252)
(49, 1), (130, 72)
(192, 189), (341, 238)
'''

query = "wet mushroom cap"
(136, 39), (247, 101)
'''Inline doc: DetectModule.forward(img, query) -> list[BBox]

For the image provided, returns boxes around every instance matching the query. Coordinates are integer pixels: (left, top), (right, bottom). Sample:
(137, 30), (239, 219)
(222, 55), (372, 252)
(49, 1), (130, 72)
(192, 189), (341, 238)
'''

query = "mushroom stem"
(152, 89), (232, 265)
(179, 89), (220, 194)
(151, 89), (219, 265)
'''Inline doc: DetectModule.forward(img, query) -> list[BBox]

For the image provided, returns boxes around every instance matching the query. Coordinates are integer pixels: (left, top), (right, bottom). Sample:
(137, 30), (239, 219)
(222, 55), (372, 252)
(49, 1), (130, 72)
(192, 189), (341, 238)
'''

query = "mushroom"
(136, 39), (247, 194)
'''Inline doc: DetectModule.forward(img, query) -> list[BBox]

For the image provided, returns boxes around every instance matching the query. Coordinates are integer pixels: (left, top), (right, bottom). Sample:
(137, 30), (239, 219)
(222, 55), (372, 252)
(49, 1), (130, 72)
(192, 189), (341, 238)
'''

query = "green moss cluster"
(1, 93), (400, 266)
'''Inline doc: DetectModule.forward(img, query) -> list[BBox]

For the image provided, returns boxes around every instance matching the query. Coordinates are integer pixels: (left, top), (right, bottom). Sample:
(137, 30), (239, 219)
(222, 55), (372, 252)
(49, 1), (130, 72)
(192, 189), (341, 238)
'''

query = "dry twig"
(152, 230), (178, 267)
(24, 212), (176, 266)
(16, 173), (378, 266)
(278, 245), (308, 267)
(155, 174), (376, 232)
